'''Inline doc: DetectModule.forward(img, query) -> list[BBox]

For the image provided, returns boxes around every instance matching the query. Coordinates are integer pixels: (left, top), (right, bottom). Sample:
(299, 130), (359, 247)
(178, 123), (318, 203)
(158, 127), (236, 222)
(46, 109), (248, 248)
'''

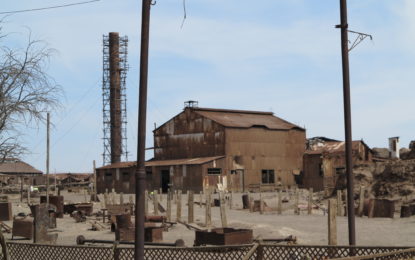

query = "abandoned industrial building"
(301, 137), (373, 195)
(96, 105), (306, 193)
(0, 158), (43, 186)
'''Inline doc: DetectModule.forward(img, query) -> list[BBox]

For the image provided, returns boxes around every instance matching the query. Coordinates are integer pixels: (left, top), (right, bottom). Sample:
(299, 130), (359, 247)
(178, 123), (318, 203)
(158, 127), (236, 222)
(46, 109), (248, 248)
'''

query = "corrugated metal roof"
(0, 159), (42, 174)
(97, 156), (225, 169)
(146, 156), (225, 167)
(305, 140), (370, 155)
(192, 108), (303, 131)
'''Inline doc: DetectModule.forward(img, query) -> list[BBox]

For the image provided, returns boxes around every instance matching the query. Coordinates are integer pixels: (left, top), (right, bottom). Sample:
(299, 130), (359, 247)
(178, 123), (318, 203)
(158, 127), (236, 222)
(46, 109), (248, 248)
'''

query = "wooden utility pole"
(135, 0), (152, 259)
(46, 112), (50, 207)
(93, 160), (97, 200)
(337, 0), (356, 245)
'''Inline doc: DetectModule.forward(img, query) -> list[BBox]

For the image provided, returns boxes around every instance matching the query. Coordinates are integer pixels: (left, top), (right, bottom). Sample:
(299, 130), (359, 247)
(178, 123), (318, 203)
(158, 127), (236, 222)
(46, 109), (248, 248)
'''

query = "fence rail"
(1, 242), (414, 260)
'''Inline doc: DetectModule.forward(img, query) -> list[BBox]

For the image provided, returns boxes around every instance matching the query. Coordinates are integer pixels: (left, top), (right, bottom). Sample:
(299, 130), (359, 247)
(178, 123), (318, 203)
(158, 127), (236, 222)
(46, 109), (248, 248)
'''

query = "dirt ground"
(2, 189), (415, 247)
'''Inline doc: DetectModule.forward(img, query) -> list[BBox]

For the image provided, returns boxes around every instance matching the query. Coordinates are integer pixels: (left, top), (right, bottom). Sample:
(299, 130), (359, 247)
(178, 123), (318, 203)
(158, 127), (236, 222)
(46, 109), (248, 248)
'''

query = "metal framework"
(102, 34), (129, 165)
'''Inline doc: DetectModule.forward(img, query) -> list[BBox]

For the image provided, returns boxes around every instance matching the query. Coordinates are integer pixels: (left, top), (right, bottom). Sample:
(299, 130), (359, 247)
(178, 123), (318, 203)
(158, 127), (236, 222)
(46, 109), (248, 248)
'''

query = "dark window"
(105, 172), (112, 180)
(261, 169), (275, 184)
(122, 172), (129, 181)
(208, 168), (222, 175)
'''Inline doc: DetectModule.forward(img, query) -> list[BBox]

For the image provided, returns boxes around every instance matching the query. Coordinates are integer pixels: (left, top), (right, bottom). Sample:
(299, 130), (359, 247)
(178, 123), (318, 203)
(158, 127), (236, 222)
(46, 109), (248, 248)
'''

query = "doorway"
(161, 170), (170, 193)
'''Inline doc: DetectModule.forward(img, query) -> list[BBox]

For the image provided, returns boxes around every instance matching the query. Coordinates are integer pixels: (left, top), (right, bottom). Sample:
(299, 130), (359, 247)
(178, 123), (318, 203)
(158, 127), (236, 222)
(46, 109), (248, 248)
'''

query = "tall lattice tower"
(102, 32), (129, 165)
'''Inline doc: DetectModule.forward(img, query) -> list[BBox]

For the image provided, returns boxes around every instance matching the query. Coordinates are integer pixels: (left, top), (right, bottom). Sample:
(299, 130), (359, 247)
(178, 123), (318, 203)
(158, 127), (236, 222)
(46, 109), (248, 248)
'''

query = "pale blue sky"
(2, 0), (414, 172)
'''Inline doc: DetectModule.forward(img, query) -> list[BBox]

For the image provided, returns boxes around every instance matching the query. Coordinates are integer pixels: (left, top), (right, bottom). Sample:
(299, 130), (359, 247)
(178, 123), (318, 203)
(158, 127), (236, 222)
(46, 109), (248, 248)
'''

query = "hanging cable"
(0, 0), (101, 15)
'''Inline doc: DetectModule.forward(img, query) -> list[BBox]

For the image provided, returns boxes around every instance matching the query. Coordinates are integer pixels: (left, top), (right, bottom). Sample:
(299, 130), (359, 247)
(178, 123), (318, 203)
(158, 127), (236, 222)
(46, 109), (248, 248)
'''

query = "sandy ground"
(2, 190), (415, 247)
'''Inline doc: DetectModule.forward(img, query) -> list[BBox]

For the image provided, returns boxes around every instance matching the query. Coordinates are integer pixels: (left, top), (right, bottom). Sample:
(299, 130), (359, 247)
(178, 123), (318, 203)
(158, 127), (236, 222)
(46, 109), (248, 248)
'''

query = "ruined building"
(96, 104), (306, 193)
(301, 137), (373, 195)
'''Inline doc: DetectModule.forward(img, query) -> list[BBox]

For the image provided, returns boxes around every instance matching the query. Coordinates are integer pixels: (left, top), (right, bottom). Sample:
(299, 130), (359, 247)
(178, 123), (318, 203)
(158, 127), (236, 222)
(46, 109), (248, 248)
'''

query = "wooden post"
(294, 189), (299, 215)
(343, 189), (348, 216)
(0, 226), (9, 260)
(358, 186), (365, 217)
(337, 190), (343, 216)
(144, 190), (148, 216)
(120, 192), (124, 205)
(174, 190), (177, 205)
(229, 191), (233, 210)
(159, 188), (162, 202)
(259, 192), (264, 215)
(205, 189), (211, 227)
(188, 190), (194, 223)
(111, 189), (116, 205)
(219, 191), (227, 227)
(199, 191), (203, 208)
(308, 188), (313, 215)
(328, 198), (337, 245)
(277, 190), (282, 215)
(167, 189), (171, 222)
(84, 189), (87, 203)
(176, 190), (182, 221)
(104, 190), (108, 207)
(249, 192), (254, 212)
(27, 186), (31, 204)
(153, 190), (159, 215)
(20, 176), (23, 202)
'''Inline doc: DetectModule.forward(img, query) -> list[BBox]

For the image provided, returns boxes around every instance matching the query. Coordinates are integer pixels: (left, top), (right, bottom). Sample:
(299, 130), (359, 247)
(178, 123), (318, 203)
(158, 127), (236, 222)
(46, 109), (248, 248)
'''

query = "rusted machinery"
(76, 235), (185, 247)
(194, 228), (253, 246)
(0, 202), (12, 221)
(40, 195), (64, 218)
(12, 217), (33, 240)
(400, 204), (415, 218)
(30, 204), (58, 244)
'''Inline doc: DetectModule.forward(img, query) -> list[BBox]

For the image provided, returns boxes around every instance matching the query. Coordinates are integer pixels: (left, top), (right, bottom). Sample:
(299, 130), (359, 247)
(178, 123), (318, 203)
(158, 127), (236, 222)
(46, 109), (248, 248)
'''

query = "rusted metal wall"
(302, 154), (324, 191)
(225, 127), (306, 191)
(154, 109), (225, 160)
(96, 167), (147, 194)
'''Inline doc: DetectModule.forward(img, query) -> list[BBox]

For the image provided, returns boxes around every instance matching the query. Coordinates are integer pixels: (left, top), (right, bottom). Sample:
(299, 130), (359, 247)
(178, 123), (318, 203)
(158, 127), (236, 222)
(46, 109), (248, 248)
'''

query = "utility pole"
(46, 112), (50, 207)
(135, 0), (152, 259)
(337, 0), (356, 246)
(93, 160), (97, 200)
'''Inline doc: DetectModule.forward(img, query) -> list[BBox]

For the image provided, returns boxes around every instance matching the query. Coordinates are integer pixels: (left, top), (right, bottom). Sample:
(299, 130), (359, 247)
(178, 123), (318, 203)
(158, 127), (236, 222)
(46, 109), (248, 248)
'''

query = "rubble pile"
(371, 159), (415, 198)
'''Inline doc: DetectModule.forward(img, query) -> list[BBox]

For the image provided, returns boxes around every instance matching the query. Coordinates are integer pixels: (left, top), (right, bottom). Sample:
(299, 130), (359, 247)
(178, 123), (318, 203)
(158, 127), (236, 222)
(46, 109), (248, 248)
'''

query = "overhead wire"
(0, 0), (101, 15)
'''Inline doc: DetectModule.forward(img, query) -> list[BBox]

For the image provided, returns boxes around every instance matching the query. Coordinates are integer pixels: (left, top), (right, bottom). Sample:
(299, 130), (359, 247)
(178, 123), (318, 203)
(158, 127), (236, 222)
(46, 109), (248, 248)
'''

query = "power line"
(0, 0), (101, 15)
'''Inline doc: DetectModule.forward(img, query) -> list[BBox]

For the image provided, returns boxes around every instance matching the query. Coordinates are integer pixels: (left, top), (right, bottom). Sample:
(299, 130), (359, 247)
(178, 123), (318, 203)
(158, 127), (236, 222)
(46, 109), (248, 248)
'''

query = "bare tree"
(0, 28), (62, 160)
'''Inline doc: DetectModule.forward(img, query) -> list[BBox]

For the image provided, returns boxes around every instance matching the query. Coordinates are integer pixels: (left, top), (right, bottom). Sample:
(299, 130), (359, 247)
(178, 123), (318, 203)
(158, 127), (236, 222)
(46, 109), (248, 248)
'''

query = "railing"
(1, 242), (414, 260)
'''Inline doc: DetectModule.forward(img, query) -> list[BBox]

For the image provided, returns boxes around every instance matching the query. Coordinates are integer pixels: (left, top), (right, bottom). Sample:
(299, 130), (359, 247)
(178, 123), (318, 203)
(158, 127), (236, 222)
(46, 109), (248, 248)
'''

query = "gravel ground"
(2, 190), (415, 247)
